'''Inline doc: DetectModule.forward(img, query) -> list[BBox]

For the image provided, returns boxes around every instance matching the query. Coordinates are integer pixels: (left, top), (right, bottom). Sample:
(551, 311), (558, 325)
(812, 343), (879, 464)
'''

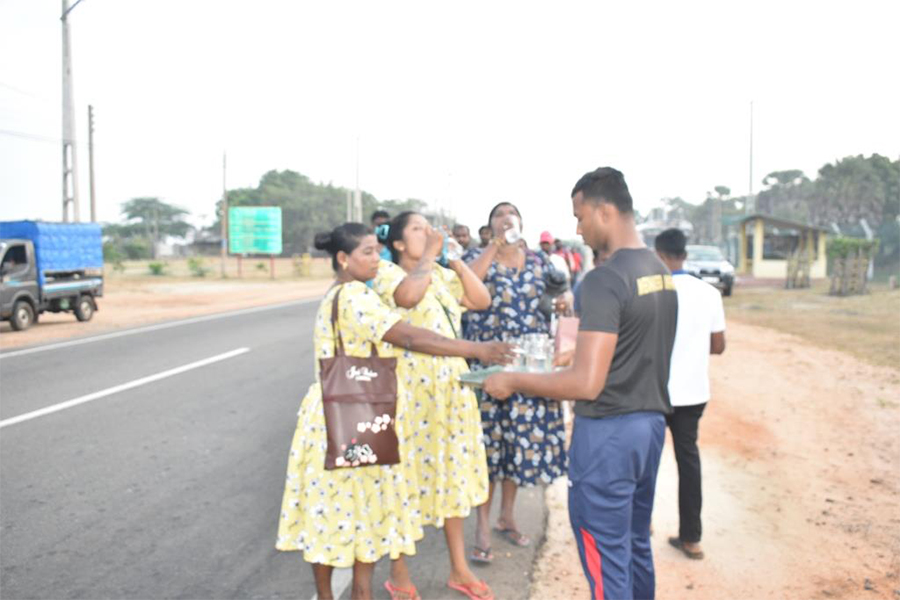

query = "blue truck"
(0, 221), (104, 331)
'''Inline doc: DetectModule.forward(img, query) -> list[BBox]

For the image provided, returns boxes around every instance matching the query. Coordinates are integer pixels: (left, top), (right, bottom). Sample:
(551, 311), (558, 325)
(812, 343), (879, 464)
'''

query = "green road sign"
(228, 207), (283, 254)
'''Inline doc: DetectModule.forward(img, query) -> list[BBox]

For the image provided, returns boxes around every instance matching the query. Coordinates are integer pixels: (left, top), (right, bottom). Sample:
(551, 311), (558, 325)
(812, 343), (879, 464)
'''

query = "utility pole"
(61, 0), (82, 222)
(88, 104), (95, 222)
(220, 152), (228, 277)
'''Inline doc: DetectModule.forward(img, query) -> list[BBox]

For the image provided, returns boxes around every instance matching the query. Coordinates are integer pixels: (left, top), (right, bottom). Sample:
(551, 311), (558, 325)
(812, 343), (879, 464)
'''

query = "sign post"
(228, 207), (283, 279)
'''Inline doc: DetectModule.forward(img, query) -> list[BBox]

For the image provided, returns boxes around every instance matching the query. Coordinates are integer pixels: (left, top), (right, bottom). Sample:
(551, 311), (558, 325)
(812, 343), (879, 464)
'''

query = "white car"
(685, 245), (735, 296)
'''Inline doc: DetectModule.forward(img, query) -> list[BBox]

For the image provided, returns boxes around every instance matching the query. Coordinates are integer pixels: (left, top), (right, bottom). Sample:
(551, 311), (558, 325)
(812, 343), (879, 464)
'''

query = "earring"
(341, 262), (349, 270)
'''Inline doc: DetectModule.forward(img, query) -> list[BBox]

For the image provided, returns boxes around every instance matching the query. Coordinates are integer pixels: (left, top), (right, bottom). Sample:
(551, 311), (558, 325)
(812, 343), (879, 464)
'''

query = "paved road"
(0, 301), (546, 599)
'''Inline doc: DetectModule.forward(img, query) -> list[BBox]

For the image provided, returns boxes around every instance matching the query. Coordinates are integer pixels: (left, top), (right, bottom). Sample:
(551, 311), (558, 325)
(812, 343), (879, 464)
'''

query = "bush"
(148, 262), (167, 276)
(187, 257), (210, 278)
(256, 261), (268, 272)
(827, 236), (880, 260)
(123, 238), (153, 260)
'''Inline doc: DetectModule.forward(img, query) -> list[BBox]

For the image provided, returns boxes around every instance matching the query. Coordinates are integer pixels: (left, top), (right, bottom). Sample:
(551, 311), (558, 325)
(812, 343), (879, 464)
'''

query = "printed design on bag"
(334, 438), (378, 467)
(346, 365), (379, 382)
(356, 413), (392, 434)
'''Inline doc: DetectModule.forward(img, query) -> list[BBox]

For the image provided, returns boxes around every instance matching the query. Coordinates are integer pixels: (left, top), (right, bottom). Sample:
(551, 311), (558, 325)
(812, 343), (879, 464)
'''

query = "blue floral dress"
(462, 249), (567, 486)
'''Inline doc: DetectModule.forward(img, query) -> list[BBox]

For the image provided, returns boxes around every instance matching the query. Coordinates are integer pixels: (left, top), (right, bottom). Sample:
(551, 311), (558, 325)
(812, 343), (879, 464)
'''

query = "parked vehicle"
(685, 245), (735, 296)
(0, 221), (104, 331)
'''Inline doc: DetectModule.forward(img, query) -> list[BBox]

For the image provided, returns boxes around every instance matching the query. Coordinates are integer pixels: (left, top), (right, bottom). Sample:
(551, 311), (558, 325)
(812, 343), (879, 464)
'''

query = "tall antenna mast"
(61, 0), (82, 222)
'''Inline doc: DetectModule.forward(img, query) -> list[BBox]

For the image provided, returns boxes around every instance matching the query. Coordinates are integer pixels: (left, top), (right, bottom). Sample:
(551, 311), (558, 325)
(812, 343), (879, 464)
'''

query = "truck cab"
(0, 239), (41, 330)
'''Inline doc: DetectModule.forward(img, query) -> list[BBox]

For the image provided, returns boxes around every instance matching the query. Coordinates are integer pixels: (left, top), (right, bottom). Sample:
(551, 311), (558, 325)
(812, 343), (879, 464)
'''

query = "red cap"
(540, 231), (554, 243)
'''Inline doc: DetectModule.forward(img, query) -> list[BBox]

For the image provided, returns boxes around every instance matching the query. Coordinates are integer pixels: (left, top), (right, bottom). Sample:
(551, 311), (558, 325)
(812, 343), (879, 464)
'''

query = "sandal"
(668, 536), (704, 560)
(384, 579), (421, 600)
(448, 580), (495, 600)
(469, 546), (494, 564)
(493, 526), (530, 547)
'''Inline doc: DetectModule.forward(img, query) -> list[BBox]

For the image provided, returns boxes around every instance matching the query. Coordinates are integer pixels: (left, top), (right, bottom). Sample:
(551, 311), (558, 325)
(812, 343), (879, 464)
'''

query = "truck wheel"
(723, 283), (733, 297)
(10, 300), (35, 331)
(74, 296), (95, 322)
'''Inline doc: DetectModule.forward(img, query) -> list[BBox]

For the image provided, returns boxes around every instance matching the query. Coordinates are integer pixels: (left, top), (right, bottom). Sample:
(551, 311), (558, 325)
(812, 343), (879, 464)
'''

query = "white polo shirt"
(668, 272), (726, 407)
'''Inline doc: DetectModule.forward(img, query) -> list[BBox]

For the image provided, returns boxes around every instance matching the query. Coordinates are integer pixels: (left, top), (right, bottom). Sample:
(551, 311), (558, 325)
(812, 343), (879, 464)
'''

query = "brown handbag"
(320, 285), (401, 469)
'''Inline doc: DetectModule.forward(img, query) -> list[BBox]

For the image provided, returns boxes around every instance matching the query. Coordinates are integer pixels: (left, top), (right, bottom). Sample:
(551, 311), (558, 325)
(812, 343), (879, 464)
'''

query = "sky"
(2, 0), (899, 244)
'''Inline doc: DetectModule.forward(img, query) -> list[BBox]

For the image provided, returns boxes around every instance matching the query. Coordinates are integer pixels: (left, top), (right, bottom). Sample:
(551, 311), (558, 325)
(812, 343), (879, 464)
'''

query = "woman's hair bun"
(313, 231), (334, 252)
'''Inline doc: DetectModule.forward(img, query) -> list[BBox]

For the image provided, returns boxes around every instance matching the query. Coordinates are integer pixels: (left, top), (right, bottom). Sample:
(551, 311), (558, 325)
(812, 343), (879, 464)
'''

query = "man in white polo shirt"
(654, 228), (726, 560)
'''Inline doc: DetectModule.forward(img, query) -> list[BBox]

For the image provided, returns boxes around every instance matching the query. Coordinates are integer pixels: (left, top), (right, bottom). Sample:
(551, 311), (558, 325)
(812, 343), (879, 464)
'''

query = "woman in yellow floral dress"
(276, 223), (512, 600)
(372, 212), (495, 600)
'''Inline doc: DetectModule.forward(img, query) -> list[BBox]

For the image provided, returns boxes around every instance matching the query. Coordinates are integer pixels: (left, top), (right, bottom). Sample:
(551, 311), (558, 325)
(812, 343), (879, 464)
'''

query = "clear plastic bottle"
(504, 215), (522, 244)
(445, 237), (464, 261)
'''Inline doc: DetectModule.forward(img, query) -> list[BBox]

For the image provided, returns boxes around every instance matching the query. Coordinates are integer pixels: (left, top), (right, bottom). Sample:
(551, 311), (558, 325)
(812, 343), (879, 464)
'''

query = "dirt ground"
(531, 318), (900, 600)
(0, 277), (332, 350)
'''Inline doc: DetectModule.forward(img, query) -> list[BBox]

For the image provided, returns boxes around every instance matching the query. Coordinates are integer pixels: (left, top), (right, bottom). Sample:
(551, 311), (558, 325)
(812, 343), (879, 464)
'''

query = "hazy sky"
(2, 0), (898, 243)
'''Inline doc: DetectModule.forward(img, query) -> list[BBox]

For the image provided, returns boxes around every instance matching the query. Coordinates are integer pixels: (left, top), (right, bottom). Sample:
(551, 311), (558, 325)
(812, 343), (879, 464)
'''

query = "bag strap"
(331, 286), (346, 356)
(330, 283), (379, 358)
(437, 300), (459, 339)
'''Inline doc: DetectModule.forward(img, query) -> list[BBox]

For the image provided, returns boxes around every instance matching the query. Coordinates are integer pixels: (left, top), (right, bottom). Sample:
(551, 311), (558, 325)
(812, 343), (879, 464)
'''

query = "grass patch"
(725, 281), (900, 370)
(105, 257), (334, 281)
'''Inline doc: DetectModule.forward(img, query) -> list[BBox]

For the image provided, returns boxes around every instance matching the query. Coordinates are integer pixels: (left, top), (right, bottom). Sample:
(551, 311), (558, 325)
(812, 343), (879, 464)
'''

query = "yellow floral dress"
(373, 261), (489, 528)
(276, 281), (424, 567)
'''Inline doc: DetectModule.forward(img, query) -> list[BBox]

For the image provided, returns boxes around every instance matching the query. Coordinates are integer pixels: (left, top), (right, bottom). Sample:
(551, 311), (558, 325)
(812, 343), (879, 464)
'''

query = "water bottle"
(504, 215), (522, 244)
(446, 237), (464, 261)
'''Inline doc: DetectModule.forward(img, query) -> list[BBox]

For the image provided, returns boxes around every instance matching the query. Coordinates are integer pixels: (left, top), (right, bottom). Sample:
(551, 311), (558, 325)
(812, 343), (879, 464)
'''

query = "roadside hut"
(738, 214), (829, 280)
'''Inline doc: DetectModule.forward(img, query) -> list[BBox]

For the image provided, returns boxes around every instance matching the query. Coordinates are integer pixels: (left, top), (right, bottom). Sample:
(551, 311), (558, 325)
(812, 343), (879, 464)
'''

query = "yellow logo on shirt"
(636, 274), (676, 296)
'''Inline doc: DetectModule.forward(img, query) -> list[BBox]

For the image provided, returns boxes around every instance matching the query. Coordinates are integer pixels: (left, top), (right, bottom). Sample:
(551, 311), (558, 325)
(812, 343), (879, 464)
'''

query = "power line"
(0, 81), (50, 101)
(0, 128), (87, 148)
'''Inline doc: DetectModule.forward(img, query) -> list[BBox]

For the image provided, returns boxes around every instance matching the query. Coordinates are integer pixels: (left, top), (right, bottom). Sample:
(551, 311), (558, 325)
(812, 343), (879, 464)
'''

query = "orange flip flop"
(447, 580), (495, 600)
(384, 580), (421, 600)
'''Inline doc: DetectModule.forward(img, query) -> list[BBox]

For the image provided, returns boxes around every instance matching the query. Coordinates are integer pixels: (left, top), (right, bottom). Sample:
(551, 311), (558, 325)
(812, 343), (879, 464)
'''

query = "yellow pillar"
(753, 218), (764, 277)
(739, 222), (748, 273)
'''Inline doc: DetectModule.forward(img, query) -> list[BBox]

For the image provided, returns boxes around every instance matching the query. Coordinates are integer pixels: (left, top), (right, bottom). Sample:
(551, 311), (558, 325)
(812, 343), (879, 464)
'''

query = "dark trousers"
(568, 412), (666, 600)
(665, 403), (707, 543)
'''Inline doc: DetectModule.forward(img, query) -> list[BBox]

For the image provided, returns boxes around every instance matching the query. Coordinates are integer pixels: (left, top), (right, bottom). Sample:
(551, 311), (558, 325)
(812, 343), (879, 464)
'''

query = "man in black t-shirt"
(484, 167), (677, 600)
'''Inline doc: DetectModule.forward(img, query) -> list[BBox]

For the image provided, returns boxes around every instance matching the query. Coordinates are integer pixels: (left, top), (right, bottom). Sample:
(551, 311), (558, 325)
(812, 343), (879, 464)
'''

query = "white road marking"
(311, 568), (352, 600)
(0, 297), (319, 359)
(0, 347), (250, 429)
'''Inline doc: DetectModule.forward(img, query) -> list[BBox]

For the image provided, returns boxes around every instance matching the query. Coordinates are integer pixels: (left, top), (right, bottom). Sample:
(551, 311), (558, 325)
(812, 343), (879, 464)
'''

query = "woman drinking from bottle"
(372, 211), (495, 600)
(462, 202), (568, 564)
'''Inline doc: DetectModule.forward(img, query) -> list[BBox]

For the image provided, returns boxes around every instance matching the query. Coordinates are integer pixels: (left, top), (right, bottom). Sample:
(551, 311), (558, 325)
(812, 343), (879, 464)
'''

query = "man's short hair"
(370, 210), (390, 224)
(571, 167), (634, 214)
(452, 224), (470, 234)
(478, 225), (492, 234)
(655, 228), (687, 258)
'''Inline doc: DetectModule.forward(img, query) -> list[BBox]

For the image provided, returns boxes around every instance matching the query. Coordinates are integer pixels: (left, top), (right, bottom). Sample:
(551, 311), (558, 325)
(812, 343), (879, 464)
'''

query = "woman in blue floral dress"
(462, 202), (567, 563)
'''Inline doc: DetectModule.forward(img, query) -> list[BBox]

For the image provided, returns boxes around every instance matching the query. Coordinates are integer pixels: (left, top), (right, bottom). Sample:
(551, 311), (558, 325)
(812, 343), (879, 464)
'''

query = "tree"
(218, 170), (451, 255)
(755, 169), (815, 222)
(120, 197), (192, 258)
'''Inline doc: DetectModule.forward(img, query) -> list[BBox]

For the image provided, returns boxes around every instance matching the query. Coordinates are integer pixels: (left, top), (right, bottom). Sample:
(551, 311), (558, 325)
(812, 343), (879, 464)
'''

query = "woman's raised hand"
(425, 225), (445, 258)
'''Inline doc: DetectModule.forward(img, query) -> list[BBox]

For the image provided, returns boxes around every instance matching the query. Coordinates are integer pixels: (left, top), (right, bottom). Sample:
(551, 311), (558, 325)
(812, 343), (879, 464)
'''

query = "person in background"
(374, 212), (496, 600)
(463, 202), (567, 566)
(554, 239), (581, 280)
(452, 224), (473, 251)
(539, 231), (572, 282)
(372, 210), (393, 261)
(654, 228), (726, 561)
(276, 222), (513, 600)
(572, 248), (608, 317)
(483, 167), (677, 600)
(477, 225), (492, 249)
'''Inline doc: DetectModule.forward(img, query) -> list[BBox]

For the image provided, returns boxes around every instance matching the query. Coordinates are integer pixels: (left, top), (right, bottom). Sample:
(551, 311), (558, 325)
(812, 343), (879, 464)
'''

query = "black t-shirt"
(576, 248), (678, 418)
